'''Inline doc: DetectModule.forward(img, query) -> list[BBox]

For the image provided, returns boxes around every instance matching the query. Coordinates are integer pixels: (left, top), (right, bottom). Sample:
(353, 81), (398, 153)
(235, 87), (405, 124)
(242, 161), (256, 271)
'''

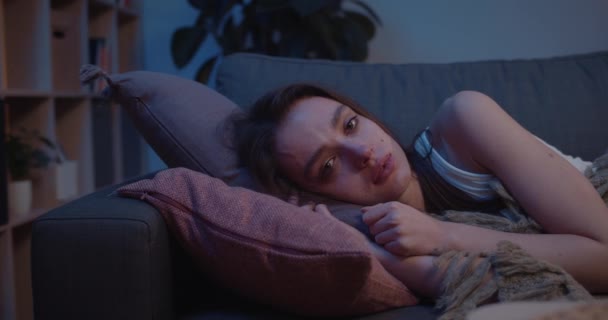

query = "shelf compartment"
(4, 97), (55, 135)
(0, 229), (16, 320)
(118, 6), (136, 18)
(55, 97), (94, 195)
(1, 98), (7, 226)
(53, 91), (92, 98)
(52, 0), (87, 93)
(88, 2), (116, 93)
(8, 207), (46, 230)
(12, 223), (34, 320)
(2, 0), (52, 90)
(117, 0), (140, 13)
(117, 11), (140, 72)
(0, 1), (8, 89)
(92, 98), (119, 188)
(111, 102), (124, 184)
(119, 106), (145, 180)
(0, 89), (53, 98)
(89, 0), (114, 9)
(4, 97), (58, 212)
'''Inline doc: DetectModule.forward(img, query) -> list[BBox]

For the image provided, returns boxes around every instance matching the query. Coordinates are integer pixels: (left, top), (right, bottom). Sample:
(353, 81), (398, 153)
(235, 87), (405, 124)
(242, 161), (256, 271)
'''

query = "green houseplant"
(171, 0), (382, 83)
(5, 128), (56, 216)
(5, 128), (55, 181)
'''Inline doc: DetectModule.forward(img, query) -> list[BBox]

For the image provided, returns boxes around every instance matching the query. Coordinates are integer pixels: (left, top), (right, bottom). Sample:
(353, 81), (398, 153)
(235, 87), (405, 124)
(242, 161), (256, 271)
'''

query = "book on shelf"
(1, 99), (8, 225)
(117, 0), (131, 9)
(92, 100), (115, 188)
(88, 37), (110, 92)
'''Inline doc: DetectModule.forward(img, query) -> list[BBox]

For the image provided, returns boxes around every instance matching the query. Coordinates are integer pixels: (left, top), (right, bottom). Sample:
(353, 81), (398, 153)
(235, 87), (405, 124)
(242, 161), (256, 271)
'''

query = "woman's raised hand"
(362, 201), (448, 257)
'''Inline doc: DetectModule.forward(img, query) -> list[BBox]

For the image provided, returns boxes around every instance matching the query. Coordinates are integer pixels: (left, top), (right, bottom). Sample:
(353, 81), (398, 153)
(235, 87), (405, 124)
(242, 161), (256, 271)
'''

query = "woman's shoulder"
(431, 91), (502, 131)
(427, 91), (503, 174)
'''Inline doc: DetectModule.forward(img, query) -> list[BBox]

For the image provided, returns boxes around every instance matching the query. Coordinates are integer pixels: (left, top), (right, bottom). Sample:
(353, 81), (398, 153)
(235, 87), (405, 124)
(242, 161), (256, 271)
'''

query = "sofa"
(31, 51), (608, 320)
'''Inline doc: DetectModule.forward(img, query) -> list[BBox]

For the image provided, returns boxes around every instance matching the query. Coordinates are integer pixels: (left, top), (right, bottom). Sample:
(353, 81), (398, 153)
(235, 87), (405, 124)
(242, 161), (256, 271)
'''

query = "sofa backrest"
(216, 51), (608, 160)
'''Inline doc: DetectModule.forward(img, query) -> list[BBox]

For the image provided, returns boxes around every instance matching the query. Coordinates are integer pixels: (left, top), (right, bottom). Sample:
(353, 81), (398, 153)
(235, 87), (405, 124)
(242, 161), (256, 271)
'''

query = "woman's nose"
(344, 142), (373, 169)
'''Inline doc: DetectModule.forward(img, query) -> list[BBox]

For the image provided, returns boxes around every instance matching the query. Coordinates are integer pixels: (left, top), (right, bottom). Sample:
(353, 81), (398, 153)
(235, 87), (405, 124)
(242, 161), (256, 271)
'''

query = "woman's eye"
(345, 116), (358, 132)
(320, 158), (335, 178)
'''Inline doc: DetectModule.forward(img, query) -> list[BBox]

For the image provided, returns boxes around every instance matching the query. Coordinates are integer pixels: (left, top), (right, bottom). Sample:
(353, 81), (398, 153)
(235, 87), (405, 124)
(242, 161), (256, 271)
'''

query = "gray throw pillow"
(80, 65), (244, 184)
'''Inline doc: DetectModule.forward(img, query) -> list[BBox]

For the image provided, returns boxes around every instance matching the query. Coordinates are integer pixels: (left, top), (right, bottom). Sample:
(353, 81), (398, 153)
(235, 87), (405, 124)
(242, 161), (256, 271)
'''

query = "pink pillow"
(116, 168), (417, 317)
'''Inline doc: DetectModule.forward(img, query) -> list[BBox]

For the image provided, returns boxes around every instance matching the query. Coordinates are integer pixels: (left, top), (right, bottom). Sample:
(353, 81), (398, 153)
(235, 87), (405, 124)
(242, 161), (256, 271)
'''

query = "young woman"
(232, 83), (608, 298)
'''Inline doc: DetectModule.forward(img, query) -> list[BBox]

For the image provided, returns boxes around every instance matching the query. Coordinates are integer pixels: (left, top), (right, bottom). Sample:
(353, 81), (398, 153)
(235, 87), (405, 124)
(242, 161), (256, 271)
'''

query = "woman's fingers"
(368, 215), (397, 235)
(374, 227), (400, 245)
(384, 240), (408, 257)
(376, 231), (410, 257)
(361, 204), (389, 226)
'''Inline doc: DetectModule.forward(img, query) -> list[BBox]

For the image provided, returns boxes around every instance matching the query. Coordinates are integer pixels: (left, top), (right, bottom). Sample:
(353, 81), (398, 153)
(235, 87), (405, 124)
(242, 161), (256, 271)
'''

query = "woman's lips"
(373, 153), (394, 184)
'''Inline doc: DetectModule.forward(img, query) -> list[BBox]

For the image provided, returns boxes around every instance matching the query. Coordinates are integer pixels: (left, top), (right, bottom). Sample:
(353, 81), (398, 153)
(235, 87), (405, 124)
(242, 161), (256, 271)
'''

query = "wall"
(365, 0), (608, 63)
(142, 0), (608, 171)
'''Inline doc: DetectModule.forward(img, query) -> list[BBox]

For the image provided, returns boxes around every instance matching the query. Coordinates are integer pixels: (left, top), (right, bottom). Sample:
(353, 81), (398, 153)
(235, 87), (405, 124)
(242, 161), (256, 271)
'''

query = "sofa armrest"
(32, 178), (174, 320)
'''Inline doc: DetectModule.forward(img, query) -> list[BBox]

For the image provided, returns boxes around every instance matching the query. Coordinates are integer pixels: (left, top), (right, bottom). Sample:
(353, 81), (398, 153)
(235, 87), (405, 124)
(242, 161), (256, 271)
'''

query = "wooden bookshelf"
(0, 0), (144, 319)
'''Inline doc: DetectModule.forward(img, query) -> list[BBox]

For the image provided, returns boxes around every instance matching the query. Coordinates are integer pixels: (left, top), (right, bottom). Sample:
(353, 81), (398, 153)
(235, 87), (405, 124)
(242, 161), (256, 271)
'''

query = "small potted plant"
(5, 128), (55, 216)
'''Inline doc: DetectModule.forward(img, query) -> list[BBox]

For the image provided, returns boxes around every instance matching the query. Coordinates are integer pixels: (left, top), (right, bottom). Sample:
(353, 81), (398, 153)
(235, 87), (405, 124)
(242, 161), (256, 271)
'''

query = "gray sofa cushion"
(216, 51), (608, 160)
(32, 177), (174, 320)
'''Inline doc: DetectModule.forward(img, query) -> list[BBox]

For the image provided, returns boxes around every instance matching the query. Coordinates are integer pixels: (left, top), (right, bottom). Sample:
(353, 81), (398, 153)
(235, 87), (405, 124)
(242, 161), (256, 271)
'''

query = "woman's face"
(274, 96), (414, 205)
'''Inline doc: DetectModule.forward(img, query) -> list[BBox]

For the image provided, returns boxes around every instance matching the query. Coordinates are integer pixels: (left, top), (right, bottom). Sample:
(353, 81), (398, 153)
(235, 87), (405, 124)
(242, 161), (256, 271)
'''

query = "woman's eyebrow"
(303, 104), (347, 179)
(331, 104), (347, 128)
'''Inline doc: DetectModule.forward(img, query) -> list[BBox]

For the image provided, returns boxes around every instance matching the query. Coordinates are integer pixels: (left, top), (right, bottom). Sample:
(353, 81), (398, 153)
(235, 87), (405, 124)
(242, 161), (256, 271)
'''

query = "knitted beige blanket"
(432, 152), (608, 320)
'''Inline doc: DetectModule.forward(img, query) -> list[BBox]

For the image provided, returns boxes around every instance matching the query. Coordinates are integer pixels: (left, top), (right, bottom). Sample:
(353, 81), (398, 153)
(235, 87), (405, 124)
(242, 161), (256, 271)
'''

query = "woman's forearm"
(367, 241), (442, 298)
(441, 221), (608, 293)
(368, 241), (494, 300)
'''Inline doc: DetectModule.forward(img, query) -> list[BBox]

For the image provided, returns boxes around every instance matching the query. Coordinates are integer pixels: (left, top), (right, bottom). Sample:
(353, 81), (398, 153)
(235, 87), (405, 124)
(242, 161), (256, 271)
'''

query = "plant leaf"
(188, 0), (216, 11)
(5, 128), (53, 179)
(347, 0), (382, 26)
(344, 10), (375, 40)
(305, 13), (339, 59)
(333, 16), (368, 61)
(195, 56), (219, 84)
(38, 136), (56, 150)
(30, 150), (51, 169)
(217, 0), (241, 21)
(256, 0), (289, 12)
(171, 26), (208, 69)
(219, 16), (246, 52)
(287, 0), (334, 16)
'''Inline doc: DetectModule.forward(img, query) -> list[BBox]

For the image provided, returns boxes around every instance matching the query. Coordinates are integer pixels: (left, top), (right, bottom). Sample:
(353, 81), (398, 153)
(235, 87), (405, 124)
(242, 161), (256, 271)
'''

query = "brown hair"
(231, 83), (395, 196)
